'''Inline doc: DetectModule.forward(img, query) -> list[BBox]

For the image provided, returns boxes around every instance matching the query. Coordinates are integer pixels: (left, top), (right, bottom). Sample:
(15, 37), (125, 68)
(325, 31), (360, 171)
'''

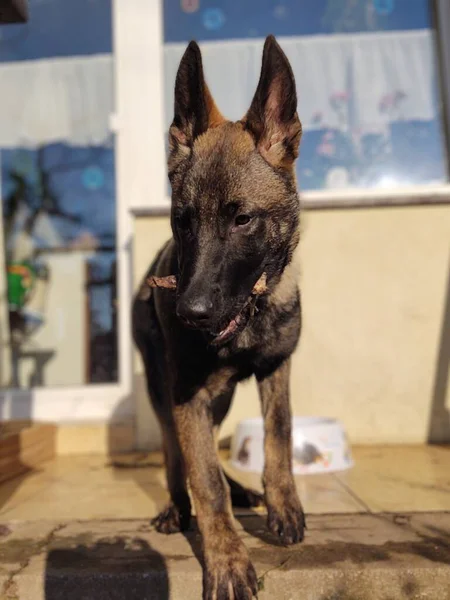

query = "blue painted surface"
(202, 7), (226, 31)
(82, 166), (106, 191)
(373, 0), (395, 16)
(1, 144), (116, 246)
(164, 0), (432, 43)
(0, 0), (112, 63)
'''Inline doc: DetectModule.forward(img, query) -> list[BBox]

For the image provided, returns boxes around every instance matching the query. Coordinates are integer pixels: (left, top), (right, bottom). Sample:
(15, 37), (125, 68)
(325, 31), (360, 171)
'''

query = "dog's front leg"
(257, 358), (305, 544)
(173, 389), (258, 600)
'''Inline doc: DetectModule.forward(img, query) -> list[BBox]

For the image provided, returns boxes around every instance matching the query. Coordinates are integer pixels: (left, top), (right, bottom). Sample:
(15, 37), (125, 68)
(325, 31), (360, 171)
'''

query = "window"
(0, 0), (117, 389)
(162, 0), (449, 199)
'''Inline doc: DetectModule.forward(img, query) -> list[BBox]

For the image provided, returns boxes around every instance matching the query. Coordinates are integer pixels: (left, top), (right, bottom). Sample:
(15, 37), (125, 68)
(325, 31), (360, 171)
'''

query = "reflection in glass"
(0, 0), (117, 388)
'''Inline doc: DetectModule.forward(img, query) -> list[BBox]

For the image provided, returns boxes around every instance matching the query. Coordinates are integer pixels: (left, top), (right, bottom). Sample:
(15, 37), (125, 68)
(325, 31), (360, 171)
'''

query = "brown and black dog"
(133, 35), (304, 600)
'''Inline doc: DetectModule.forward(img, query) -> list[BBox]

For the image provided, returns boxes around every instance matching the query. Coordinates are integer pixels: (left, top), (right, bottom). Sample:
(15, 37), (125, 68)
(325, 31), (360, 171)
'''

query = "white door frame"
(0, 0), (167, 424)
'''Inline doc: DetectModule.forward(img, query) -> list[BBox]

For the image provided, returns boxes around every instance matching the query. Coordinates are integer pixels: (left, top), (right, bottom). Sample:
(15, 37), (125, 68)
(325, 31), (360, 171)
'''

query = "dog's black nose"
(177, 296), (214, 326)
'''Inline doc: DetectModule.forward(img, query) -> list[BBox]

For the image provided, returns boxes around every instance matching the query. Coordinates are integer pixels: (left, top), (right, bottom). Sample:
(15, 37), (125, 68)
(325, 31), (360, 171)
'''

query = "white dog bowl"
(230, 417), (353, 475)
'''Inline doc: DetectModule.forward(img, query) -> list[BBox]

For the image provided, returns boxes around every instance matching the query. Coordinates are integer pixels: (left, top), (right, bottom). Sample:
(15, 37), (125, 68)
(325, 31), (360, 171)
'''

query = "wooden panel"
(0, 421), (56, 484)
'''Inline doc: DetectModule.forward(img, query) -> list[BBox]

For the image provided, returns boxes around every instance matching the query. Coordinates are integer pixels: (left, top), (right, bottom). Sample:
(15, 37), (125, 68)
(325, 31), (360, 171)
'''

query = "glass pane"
(0, 0), (117, 388)
(162, 0), (448, 192)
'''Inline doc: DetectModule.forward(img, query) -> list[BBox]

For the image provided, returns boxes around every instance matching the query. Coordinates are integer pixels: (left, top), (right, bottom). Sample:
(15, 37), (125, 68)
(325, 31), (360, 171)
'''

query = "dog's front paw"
(267, 488), (305, 545)
(203, 547), (258, 600)
(151, 502), (191, 534)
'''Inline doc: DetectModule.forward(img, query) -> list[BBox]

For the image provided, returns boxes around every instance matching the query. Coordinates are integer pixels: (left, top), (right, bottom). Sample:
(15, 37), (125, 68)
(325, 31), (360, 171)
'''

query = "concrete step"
(0, 513), (449, 599)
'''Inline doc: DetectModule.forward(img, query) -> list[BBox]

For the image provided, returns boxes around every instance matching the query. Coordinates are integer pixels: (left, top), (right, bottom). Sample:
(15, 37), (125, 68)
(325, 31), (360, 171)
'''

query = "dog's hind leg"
(224, 474), (264, 509)
(152, 426), (191, 533)
(212, 389), (264, 509)
(132, 293), (191, 533)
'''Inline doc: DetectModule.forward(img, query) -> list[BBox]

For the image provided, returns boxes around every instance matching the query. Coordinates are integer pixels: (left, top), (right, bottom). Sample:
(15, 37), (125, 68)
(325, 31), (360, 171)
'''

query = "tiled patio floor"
(1, 445), (449, 521)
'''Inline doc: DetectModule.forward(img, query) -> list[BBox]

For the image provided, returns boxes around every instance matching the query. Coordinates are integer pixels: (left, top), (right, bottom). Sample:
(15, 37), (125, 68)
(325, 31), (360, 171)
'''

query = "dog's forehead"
(194, 122), (254, 160)
(180, 122), (286, 211)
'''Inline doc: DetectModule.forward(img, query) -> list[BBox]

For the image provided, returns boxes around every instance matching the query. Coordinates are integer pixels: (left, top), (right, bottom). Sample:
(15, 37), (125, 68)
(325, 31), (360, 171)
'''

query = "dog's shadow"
(45, 536), (170, 600)
(236, 512), (291, 547)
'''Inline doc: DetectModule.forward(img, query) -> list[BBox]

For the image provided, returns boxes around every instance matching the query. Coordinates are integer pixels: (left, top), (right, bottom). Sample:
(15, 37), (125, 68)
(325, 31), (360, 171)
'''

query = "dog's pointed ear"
(244, 35), (302, 169)
(169, 41), (225, 161)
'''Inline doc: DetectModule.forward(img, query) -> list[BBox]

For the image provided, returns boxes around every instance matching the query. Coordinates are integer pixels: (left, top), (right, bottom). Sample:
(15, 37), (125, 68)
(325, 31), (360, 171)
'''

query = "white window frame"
(0, 0), (166, 423)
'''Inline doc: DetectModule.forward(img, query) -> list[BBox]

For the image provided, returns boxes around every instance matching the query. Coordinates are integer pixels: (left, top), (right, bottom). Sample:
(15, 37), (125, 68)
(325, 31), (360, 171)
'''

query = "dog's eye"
(235, 214), (252, 226)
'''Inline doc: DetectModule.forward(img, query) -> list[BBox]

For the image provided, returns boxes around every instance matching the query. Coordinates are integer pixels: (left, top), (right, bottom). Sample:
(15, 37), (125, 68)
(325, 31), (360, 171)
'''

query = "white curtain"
(164, 29), (437, 133)
(0, 54), (113, 148)
(0, 30), (437, 148)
